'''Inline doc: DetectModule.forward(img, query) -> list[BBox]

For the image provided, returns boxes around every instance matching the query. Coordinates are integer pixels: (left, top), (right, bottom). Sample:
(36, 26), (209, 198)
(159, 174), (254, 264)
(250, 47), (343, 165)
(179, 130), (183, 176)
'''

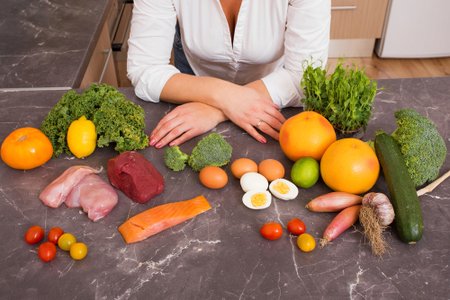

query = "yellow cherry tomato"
(297, 233), (316, 253)
(70, 242), (88, 260)
(58, 233), (77, 251)
(67, 116), (96, 158)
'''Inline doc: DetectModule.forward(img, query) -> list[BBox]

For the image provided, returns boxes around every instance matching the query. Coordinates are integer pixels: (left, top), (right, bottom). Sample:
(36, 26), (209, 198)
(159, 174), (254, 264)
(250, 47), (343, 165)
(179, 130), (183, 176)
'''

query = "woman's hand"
(150, 102), (227, 148)
(216, 84), (286, 143)
(159, 74), (286, 144)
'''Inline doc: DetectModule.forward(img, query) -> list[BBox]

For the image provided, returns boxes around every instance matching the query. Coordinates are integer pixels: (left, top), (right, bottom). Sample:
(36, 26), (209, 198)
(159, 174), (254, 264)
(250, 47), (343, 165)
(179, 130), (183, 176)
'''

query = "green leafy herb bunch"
(301, 61), (379, 133)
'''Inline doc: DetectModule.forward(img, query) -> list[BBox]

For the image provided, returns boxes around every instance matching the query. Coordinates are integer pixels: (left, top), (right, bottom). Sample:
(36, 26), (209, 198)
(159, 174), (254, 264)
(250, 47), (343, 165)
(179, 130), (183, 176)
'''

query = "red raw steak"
(107, 151), (164, 203)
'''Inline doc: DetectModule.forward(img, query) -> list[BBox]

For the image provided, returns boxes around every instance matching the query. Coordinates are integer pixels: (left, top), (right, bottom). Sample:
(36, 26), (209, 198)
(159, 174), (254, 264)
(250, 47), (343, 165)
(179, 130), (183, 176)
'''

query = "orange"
(320, 138), (380, 194)
(279, 111), (336, 161)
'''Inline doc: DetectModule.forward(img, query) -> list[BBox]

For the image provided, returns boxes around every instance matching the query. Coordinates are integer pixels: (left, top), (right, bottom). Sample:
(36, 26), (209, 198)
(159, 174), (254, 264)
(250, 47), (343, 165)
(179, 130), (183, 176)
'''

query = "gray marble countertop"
(0, 77), (449, 299)
(0, 0), (111, 90)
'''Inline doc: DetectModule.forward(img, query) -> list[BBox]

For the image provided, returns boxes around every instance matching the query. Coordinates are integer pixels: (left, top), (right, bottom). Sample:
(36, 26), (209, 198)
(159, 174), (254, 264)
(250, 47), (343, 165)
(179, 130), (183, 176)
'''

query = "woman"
(127, 0), (330, 148)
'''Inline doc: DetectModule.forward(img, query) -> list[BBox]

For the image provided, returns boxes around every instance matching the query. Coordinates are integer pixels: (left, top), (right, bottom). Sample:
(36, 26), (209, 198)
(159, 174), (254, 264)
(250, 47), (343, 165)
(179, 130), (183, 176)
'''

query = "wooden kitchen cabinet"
(331, 0), (389, 39)
(112, 3), (133, 87)
(80, 5), (119, 88)
(329, 0), (390, 57)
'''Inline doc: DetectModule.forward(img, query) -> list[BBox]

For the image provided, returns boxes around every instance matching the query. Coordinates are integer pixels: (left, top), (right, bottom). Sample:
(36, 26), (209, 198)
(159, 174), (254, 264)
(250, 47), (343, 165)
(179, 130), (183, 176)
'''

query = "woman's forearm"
(159, 74), (274, 109)
(157, 73), (285, 144)
(159, 73), (235, 110)
(245, 80), (273, 102)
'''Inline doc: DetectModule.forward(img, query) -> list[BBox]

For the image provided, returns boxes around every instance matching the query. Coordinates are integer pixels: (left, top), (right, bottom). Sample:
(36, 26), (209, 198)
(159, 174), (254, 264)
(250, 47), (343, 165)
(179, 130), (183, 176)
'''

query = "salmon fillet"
(118, 195), (211, 244)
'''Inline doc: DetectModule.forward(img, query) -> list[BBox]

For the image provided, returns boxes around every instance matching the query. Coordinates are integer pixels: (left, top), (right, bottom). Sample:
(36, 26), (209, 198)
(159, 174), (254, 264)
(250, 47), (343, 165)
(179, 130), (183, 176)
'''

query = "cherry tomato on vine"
(38, 242), (57, 262)
(47, 227), (64, 244)
(260, 222), (283, 241)
(287, 218), (306, 236)
(24, 225), (45, 245)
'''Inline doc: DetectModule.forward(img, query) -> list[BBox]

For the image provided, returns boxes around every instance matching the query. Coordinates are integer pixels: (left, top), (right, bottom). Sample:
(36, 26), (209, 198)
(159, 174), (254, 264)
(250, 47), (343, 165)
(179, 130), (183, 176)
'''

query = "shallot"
(320, 205), (361, 247)
(359, 192), (395, 256)
(306, 192), (362, 212)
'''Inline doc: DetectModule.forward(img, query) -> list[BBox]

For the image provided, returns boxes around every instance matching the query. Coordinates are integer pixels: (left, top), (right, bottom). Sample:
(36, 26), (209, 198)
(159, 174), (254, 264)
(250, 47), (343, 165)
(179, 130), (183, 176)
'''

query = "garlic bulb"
(362, 193), (395, 226)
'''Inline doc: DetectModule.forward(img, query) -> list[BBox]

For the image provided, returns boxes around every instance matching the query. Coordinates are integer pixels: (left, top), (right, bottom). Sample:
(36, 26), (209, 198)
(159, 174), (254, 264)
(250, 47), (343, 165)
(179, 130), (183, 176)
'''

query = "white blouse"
(127, 0), (330, 108)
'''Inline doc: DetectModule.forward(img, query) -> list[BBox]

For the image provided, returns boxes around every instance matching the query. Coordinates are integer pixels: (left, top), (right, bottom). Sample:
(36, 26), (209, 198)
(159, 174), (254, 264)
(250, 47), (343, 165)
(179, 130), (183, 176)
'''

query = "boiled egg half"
(242, 190), (272, 210)
(269, 178), (299, 201)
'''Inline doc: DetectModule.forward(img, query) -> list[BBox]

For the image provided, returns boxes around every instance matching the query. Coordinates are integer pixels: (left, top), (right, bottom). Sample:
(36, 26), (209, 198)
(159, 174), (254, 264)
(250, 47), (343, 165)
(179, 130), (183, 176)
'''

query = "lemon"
(67, 116), (97, 158)
(290, 157), (320, 188)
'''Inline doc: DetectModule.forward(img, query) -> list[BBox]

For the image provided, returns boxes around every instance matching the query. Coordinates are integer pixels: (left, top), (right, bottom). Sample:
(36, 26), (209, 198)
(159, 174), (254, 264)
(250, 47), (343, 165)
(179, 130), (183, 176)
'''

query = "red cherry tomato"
(287, 218), (306, 236)
(24, 225), (45, 245)
(47, 227), (64, 244)
(38, 242), (57, 262)
(260, 222), (283, 240)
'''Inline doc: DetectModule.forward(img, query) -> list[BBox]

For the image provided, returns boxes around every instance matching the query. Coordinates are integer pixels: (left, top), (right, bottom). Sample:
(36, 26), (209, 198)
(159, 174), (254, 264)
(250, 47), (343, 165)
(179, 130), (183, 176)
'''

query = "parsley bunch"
(301, 62), (378, 133)
(41, 84), (148, 157)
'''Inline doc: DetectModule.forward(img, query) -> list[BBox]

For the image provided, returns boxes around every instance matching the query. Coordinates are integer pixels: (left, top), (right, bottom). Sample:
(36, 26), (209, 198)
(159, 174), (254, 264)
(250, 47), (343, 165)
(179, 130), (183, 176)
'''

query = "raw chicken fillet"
(66, 174), (118, 222)
(39, 166), (118, 221)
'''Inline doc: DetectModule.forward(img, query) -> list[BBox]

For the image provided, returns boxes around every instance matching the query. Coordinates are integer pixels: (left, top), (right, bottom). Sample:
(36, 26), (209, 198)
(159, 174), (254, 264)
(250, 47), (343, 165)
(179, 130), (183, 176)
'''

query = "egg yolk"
(273, 181), (290, 194)
(251, 193), (267, 207)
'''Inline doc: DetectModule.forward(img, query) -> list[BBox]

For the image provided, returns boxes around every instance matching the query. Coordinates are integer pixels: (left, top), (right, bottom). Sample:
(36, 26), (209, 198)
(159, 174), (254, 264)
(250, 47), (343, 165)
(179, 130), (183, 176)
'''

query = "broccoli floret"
(188, 133), (232, 172)
(391, 108), (447, 187)
(164, 146), (189, 171)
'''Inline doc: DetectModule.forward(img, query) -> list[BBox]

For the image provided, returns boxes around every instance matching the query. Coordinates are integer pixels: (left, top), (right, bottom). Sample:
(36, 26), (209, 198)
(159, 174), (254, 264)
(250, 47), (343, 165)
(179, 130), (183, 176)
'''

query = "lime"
(291, 157), (320, 188)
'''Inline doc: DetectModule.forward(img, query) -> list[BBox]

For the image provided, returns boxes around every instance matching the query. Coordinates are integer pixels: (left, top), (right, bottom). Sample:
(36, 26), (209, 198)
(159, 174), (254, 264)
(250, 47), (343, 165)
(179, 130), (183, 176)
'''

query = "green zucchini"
(374, 132), (423, 244)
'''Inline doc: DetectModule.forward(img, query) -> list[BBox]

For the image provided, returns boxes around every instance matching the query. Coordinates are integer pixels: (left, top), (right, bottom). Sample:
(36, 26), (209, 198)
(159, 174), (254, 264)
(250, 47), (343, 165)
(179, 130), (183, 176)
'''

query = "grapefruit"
(279, 111), (336, 161)
(320, 138), (380, 194)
